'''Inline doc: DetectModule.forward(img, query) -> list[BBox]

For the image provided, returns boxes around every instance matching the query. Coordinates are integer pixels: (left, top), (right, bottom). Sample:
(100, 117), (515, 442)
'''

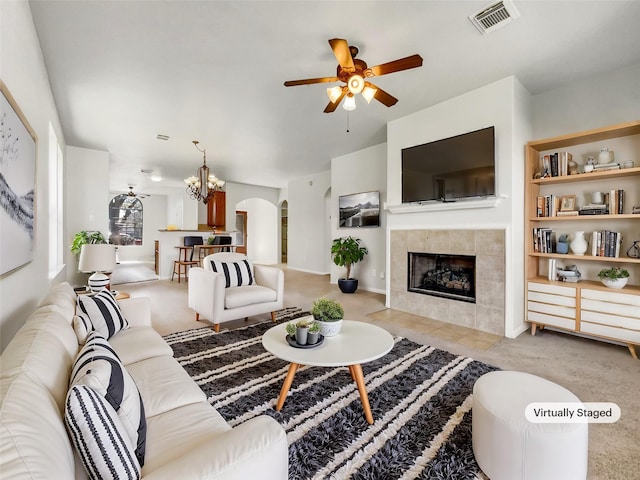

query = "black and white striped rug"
(163, 322), (497, 479)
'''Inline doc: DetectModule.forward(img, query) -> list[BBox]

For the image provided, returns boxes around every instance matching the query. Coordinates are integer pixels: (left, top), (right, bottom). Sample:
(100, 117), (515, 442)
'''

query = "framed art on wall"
(338, 191), (380, 228)
(1, 81), (37, 275)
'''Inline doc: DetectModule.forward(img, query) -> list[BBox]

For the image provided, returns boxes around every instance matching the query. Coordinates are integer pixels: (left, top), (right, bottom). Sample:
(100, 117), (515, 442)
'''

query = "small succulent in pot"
(292, 319), (312, 345)
(307, 321), (321, 345)
(285, 322), (296, 336)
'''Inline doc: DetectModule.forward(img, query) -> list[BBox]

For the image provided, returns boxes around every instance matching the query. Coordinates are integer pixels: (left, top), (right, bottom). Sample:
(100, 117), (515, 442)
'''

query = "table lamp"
(78, 244), (117, 292)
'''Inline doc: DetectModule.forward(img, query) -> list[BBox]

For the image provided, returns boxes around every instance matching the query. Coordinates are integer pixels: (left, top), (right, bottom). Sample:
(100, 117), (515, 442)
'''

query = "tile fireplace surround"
(390, 229), (505, 336)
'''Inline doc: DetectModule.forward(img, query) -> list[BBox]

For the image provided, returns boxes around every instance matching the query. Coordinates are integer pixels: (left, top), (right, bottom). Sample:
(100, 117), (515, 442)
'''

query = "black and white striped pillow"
(70, 333), (146, 466)
(65, 384), (141, 480)
(210, 259), (255, 288)
(77, 290), (128, 339)
(73, 311), (94, 345)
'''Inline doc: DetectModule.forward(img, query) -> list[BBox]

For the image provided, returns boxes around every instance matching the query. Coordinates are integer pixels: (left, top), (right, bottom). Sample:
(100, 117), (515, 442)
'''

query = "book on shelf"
(590, 230), (623, 258)
(608, 189), (624, 214)
(535, 195), (561, 217)
(556, 210), (579, 216)
(544, 151), (573, 177)
(593, 163), (621, 171)
(532, 227), (555, 253)
(579, 205), (609, 215)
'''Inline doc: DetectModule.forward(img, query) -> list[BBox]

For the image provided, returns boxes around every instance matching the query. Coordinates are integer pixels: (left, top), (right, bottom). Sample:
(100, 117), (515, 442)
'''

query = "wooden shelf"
(530, 166), (640, 184)
(529, 214), (640, 221)
(528, 252), (640, 264)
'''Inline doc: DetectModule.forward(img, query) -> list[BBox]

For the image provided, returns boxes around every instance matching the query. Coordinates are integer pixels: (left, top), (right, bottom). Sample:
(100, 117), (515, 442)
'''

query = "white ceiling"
(29, 1), (640, 195)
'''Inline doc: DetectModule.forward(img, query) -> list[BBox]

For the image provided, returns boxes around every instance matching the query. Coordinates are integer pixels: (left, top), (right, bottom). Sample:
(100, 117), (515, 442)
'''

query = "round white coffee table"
(262, 319), (394, 424)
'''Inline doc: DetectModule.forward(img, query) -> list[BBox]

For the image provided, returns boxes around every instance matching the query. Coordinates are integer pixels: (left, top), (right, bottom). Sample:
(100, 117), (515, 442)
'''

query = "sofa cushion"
(209, 259), (255, 287)
(65, 384), (141, 480)
(142, 401), (230, 475)
(70, 333), (146, 466)
(77, 290), (129, 339)
(0, 308), (79, 410)
(109, 327), (174, 366)
(38, 281), (77, 320)
(1, 374), (76, 479)
(73, 312), (93, 345)
(125, 356), (206, 417)
(224, 285), (277, 309)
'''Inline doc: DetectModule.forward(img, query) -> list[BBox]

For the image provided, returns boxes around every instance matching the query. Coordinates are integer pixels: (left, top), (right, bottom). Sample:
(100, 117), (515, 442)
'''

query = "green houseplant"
(597, 267), (630, 289)
(311, 298), (344, 336)
(331, 236), (368, 293)
(70, 230), (107, 255)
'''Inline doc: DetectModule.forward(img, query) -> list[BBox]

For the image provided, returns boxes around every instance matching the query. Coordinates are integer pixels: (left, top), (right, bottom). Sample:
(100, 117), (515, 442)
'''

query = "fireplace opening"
(408, 252), (476, 303)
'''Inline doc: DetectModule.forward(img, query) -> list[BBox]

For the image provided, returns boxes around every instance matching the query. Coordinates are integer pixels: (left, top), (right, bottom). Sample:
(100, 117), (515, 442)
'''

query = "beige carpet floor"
(114, 266), (640, 480)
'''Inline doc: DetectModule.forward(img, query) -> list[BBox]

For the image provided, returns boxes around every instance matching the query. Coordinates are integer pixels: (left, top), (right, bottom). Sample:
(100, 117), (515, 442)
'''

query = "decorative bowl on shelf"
(601, 277), (628, 289)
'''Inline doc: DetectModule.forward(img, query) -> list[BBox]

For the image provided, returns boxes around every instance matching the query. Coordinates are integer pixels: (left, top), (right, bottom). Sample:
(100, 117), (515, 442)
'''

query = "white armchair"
(188, 253), (284, 332)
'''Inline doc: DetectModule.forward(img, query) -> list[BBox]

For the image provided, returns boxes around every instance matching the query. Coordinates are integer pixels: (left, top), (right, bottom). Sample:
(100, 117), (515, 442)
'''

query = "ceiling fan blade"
(369, 54), (423, 77)
(284, 76), (339, 87)
(323, 90), (347, 113)
(329, 38), (355, 72)
(367, 82), (398, 107)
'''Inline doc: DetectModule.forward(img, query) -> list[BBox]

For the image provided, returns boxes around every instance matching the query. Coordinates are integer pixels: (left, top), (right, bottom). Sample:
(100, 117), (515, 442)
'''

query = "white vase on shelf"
(570, 231), (588, 256)
(598, 147), (613, 165)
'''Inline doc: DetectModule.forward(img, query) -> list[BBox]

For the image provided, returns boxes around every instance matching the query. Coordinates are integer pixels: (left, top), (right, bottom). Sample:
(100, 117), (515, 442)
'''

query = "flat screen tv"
(401, 126), (495, 203)
(339, 191), (380, 228)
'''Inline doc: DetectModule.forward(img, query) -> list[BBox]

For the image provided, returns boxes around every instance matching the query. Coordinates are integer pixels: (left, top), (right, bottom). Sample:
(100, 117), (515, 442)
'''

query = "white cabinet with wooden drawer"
(580, 287), (640, 348)
(527, 282), (577, 333)
(526, 281), (640, 358)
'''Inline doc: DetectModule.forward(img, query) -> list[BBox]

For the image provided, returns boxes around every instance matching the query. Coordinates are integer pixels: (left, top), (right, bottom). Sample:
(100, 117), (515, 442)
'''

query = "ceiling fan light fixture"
(362, 85), (377, 103)
(327, 85), (343, 103)
(343, 94), (356, 111)
(347, 74), (365, 94)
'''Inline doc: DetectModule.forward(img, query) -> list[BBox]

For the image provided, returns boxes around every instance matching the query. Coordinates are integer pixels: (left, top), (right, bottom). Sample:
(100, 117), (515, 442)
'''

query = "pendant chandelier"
(183, 140), (225, 204)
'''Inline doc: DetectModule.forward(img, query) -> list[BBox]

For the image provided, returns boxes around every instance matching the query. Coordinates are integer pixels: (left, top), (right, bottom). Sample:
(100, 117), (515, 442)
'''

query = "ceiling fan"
(284, 38), (423, 113)
(126, 185), (149, 198)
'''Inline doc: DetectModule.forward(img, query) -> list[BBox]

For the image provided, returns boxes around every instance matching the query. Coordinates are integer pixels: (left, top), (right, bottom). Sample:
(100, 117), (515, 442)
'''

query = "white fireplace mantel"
(384, 195), (507, 214)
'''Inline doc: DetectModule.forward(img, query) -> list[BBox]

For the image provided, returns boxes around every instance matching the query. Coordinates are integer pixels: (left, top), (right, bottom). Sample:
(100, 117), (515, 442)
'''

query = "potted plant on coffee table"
(331, 236), (368, 293)
(597, 267), (630, 289)
(311, 297), (344, 337)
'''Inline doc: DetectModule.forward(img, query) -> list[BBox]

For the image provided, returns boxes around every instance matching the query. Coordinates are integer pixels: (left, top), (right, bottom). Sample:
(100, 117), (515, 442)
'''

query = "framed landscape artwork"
(1, 81), (37, 275)
(339, 191), (380, 228)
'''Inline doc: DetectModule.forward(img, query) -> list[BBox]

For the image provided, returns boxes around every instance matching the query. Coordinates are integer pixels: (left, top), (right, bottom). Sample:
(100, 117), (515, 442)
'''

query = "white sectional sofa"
(0, 282), (288, 479)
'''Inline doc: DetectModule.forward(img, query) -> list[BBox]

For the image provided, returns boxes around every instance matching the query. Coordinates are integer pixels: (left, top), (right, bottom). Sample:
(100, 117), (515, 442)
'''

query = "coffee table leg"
(351, 364), (374, 424)
(276, 363), (300, 411)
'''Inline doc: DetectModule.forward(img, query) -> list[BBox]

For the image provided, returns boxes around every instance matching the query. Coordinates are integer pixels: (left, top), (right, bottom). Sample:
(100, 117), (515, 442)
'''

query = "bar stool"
(171, 236), (202, 283)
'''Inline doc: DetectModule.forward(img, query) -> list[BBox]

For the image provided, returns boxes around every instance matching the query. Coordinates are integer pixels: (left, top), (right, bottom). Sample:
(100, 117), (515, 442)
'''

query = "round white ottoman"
(472, 371), (588, 480)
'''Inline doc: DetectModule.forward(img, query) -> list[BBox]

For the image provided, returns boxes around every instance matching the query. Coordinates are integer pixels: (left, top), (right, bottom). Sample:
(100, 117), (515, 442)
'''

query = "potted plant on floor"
(311, 297), (344, 337)
(331, 236), (368, 293)
(597, 267), (630, 289)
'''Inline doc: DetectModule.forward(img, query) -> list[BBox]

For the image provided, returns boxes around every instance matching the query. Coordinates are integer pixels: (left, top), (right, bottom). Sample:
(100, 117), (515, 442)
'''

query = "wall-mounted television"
(401, 126), (496, 203)
(339, 191), (380, 228)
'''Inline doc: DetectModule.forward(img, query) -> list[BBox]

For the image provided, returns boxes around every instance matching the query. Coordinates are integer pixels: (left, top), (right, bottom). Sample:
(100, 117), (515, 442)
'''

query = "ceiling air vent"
(469, 0), (520, 34)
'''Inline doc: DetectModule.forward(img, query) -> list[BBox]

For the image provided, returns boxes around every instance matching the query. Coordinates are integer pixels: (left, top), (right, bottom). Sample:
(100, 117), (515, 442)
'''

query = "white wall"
(533, 62), (640, 139)
(235, 198), (278, 263)
(386, 76), (532, 338)
(0, 0), (67, 351)
(65, 146), (110, 286)
(331, 143), (387, 293)
(287, 171), (332, 274)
